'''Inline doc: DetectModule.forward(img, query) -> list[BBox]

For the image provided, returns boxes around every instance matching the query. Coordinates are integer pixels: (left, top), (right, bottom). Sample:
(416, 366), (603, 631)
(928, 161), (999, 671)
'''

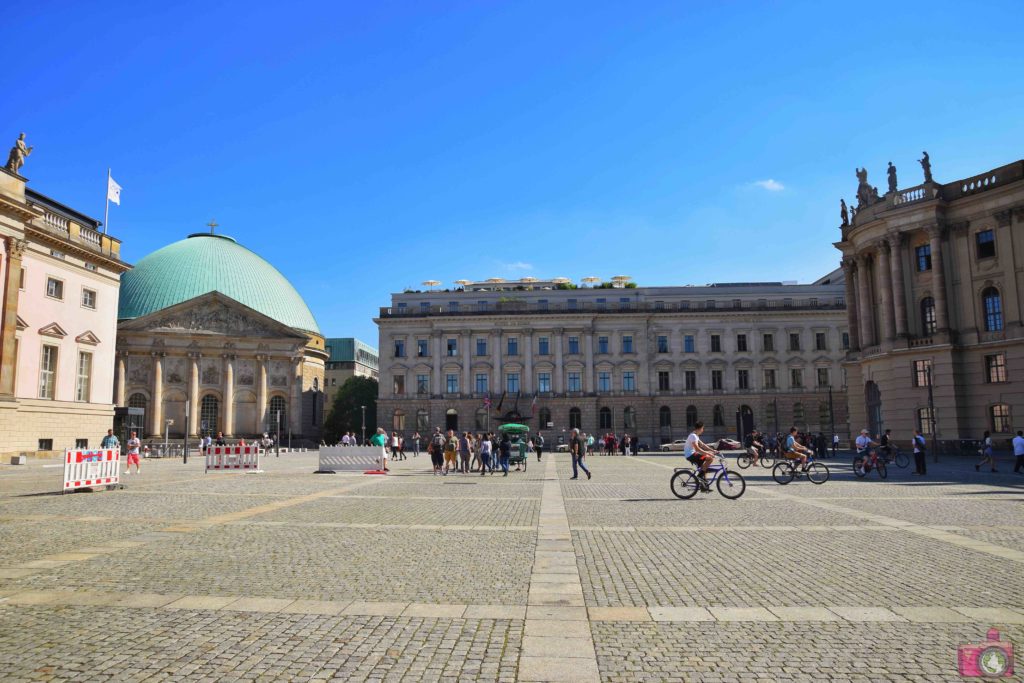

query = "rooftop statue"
(855, 167), (879, 207)
(5, 133), (32, 175)
(887, 162), (898, 193)
(840, 198), (848, 226)
(919, 150), (932, 183)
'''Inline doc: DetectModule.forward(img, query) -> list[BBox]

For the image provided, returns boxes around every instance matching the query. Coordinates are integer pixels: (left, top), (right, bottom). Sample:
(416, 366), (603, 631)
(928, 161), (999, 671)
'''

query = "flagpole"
(103, 167), (110, 234)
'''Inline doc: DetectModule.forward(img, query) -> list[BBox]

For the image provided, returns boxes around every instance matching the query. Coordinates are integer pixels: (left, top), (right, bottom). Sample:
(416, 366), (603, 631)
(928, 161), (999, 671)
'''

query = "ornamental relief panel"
(165, 358), (186, 385)
(201, 359), (221, 386)
(270, 360), (288, 387)
(237, 360), (255, 386)
(128, 357), (152, 385)
(145, 301), (283, 337)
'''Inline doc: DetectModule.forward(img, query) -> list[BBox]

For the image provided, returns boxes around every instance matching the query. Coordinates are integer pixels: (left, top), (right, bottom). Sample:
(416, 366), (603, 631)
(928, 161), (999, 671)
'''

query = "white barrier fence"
(205, 445), (262, 472)
(318, 446), (385, 472)
(63, 448), (120, 493)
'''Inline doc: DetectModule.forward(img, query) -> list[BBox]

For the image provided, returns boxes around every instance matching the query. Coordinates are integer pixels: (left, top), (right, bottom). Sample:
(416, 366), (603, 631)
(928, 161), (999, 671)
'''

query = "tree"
(323, 376), (378, 443)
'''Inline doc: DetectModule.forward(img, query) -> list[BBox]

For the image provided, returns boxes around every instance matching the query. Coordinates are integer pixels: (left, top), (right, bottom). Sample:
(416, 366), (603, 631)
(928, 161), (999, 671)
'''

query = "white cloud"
(502, 261), (534, 271)
(752, 179), (785, 192)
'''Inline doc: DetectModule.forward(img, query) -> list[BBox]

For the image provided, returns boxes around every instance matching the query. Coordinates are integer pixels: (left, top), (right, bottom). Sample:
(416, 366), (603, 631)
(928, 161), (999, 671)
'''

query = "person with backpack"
(498, 433), (511, 476)
(429, 427), (445, 475)
(911, 428), (927, 476)
(535, 431), (545, 462)
(443, 429), (459, 475)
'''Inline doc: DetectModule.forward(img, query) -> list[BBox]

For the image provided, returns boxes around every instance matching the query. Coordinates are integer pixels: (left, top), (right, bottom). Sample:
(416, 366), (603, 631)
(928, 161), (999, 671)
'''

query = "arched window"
(686, 405), (698, 428)
(269, 396), (287, 433)
(659, 406), (672, 428)
(392, 409), (406, 431)
(623, 406), (636, 430)
(475, 408), (488, 431)
(128, 392), (147, 410)
(416, 409), (430, 431)
(983, 287), (1003, 331)
(538, 407), (551, 428)
(920, 297), (936, 335)
(793, 402), (804, 425)
(991, 403), (1011, 433)
(712, 404), (724, 427)
(599, 407), (612, 429)
(200, 395), (219, 435)
(313, 377), (319, 392)
(819, 402), (831, 430)
(569, 407), (582, 430)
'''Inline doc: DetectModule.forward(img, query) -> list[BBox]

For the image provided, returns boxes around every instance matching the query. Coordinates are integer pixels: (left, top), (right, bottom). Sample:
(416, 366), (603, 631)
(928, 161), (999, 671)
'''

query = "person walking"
(479, 435), (493, 476)
(101, 428), (119, 450)
(412, 431), (421, 457)
(443, 429), (458, 475)
(570, 428), (592, 480)
(429, 428), (445, 475)
(1012, 430), (1024, 475)
(911, 428), (927, 476)
(124, 431), (142, 475)
(976, 430), (997, 472)
(458, 431), (472, 473)
(371, 428), (389, 471)
(499, 432), (511, 476)
(832, 433), (840, 458)
(535, 431), (545, 462)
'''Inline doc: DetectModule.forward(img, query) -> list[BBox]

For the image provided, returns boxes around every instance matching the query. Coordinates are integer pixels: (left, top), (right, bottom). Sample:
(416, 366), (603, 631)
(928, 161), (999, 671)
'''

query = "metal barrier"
(317, 446), (385, 473)
(63, 448), (120, 493)
(205, 445), (262, 472)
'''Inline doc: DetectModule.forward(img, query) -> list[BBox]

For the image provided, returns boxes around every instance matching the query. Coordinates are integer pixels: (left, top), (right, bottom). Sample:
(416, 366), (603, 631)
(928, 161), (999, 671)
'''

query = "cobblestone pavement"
(0, 450), (1022, 681)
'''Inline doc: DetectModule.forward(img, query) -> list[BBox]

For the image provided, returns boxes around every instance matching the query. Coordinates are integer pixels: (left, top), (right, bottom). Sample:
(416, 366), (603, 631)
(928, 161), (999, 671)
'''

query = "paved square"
(1, 450), (1022, 681)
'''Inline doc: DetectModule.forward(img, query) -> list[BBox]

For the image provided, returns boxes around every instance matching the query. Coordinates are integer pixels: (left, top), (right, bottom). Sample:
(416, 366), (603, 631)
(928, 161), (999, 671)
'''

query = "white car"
(660, 439), (687, 452)
(555, 443), (571, 452)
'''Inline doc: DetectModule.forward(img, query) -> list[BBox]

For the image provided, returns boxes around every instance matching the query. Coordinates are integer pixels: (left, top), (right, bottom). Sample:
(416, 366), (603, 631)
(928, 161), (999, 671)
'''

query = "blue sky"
(4, 1), (1023, 344)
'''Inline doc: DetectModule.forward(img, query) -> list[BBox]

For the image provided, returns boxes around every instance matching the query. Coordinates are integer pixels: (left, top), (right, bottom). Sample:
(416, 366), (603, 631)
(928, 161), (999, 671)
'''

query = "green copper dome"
(119, 233), (321, 334)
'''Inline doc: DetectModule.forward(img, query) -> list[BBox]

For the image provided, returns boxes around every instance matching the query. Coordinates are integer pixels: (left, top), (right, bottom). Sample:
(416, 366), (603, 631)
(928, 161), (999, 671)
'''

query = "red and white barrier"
(63, 448), (120, 493)
(205, 445), (261, 472)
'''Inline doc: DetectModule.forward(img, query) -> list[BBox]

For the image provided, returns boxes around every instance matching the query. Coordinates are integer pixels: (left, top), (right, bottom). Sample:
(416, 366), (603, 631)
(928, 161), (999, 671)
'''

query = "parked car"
(555, 443), (571, 452)
(715, 438), (742, 450)
(660, 439), (687, 452)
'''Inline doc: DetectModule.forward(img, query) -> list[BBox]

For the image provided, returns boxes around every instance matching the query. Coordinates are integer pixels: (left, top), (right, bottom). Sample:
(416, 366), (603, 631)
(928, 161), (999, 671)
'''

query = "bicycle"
(772, 453), (830, 485)
(879, 445), (909, 469)
(852, 449), (887, 479)
(737, 446), (774, 469)
(671, 452), (747, 500)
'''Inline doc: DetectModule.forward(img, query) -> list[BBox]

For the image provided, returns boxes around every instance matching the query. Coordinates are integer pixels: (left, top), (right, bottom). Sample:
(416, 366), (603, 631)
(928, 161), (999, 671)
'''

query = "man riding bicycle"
(743, 429), (765, 466)
(784, 426), (812, 469)
(685, 421), (718, 479)
(855, 428), (880, 473)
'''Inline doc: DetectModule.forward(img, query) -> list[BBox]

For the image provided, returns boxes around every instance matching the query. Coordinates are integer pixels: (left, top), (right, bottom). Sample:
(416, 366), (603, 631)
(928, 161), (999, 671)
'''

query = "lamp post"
(361, 405), (366, 446)
(828, 385), (836, 453)
(183, 401), (189, 465)
(927, 365), (938, 462)
(275, 410), (281, 458)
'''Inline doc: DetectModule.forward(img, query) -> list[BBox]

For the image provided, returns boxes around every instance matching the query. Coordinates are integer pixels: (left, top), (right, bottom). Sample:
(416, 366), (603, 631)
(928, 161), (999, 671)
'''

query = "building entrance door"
(865, 381), (882, 436)
(445, 409), (458, 432)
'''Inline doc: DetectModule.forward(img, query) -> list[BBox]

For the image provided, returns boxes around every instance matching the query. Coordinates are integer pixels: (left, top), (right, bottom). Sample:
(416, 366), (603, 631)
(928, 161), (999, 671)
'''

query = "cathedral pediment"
(118, 292), (306, 340)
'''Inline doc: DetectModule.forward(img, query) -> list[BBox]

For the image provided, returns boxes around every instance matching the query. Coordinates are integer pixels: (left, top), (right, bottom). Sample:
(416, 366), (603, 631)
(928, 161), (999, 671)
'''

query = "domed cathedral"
(114, 232), (327, 443)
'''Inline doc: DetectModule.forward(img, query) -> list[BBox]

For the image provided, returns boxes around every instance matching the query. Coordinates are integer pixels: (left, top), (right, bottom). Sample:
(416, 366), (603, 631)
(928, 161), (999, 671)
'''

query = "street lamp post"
(275, 410), (281, 457)
(828, 385), (836, 452)
(927, 365), (938, 463)
(183, 401), (189, 465)
(361, 405), (366, 446)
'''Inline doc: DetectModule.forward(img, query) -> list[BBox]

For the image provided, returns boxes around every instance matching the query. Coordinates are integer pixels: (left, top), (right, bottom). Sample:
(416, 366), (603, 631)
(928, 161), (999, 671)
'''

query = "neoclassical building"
(836, 154), (1024, 444)
(375, 278), (850, 446)
(114, 232), (327, 442)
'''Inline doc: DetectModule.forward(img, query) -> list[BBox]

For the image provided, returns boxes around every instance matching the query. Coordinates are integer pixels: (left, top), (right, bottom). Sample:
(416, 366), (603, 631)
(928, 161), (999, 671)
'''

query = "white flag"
(107, 176), (122, 205)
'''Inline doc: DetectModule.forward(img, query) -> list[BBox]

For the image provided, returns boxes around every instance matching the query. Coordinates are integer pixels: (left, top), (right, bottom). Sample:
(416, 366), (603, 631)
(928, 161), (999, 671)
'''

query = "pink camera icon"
(958, 628), (1014, 677)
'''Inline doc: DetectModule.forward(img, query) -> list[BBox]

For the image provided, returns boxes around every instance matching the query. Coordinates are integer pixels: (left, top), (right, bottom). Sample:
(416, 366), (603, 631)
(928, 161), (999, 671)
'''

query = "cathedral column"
(223, 354), (235, 436)
(841, 258), (860, 351)
(256, 355), (268, 433)
(115, 352), (127, 407)
(151, 353), (164, 437)
(856, 254), (876, 347)
(289, 357), (303, 436)
(888, 234), (909, 337)
(875, 241), (896, 344)
(553, 328), (565, 394)
(188, 353), (200, 436)
(928, 225), (950, 331)
(0, 237), (27, 398)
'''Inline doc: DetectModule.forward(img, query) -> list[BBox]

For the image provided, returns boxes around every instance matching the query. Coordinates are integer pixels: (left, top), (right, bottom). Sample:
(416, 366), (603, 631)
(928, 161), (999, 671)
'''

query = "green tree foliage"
(323, 376), (378, 443)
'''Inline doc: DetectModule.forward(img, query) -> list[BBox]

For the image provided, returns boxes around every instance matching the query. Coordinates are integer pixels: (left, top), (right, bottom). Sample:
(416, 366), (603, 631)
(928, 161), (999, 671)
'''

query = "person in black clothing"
(535, 431), (545, 462)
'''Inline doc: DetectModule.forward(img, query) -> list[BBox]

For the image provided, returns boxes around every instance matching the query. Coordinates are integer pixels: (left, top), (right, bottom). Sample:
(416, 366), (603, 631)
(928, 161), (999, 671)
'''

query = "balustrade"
(42, 211), (69, 233)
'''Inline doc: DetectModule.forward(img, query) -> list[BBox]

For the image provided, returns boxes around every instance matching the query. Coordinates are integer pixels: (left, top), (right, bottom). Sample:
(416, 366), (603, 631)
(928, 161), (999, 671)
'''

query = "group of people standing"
(599, 432), (640, 456)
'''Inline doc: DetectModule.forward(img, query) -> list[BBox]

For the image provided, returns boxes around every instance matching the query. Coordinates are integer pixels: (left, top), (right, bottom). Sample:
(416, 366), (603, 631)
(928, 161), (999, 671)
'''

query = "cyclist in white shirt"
(684, 421), (717, 479)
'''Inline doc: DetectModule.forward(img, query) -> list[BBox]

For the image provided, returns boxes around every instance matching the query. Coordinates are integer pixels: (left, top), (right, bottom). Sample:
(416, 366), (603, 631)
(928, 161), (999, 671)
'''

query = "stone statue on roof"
(855, 167), (879, 207)
(919, 151), (932, 183)
(887, 162), (898, 193)
(840, 199), (848, 226)
(5, 133), (32, 175)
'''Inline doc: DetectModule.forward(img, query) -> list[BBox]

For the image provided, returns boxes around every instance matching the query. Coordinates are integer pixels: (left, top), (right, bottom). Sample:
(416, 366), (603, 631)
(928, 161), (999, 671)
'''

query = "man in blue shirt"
(784, 427), (812, 469)
(100, 429), (119, 449)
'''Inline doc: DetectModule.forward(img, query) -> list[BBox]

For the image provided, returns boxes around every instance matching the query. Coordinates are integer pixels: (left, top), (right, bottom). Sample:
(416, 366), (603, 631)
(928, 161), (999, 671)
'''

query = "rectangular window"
(622, 335), (634, 353)
(655, 300), (665, 310)
(711, 369), (723, 390)
(417, 339), (429, 357)
(38, 439), (53, 451)
(763, 369), (777, 389)
(393, 339), (405, 358)
(684, 370), (697, 391)
(623, 371), (636, 391)
(475, 373), (488, 393)
(81, 288), (97, 310)
(39, 345), (57, 399)
(842, 332), (850, 350)
(506, 373), (520, 393)
(568, 336), (580, 354)
(446, 374), (459, 394)
(710, 334), (722, 353)
(567, 372), (582, 392)
(507, 337), (519, 356)
(538, 337), (549, 355)
(789, 333), (801, 351)
(706, 300), (716, 310)
(809, 298), (818, 308)
(619, 297), (631, 310)
(447, 338), (458, 356)
(680, 301), (690, 310)
(658, 371), (670, 391)
(393, 375), (405, 395)
(763, 333), (774, 352)
(420, 301), (430, 311)
(816, 367), (829, 387)
(538, 373), (551, 393)
(815, 332), (827, 351)
(19, 267), (25, 290)
(657, 335), (669, 353)
(684, 335), (695, 353)
(476, 338), (487, 356)
(991, 404), (1012, 433)
(448, 301), (459, 312)
(596, 298), (607, 310)
(75, 351), (92, 402)
(916, 244), (932, 272)
(538, 299), (549, 310)
(737, 369), (749, 390)
(477, 300), (489, 311)
(567, 298), (578, 310)
(917, 407), (934, 435)
(976, 229), (995, 259)
(736, 334), (747, 352)
(598, 336), (609, 354)
(790, 368), (803, 388)
(417, 374), (429, 394)
(598, 372), (611, 392)
(913, 359), (933, 387)
(986, 354), (1007, 383)
(732, 298), (742, 309)
(46, 277), (63, 300)
(75, 438), (88, 449)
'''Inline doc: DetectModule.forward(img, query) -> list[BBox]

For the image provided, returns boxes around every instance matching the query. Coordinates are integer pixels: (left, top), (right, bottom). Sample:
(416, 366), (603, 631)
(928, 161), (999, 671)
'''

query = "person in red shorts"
(125, 431), (142, 475)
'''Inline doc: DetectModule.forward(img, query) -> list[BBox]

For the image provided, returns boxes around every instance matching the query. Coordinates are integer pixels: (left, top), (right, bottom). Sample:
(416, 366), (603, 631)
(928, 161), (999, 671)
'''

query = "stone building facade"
(836, 156), (1024, 446)
(0, 163), (130, 456)
(375, 279), (850, 446)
